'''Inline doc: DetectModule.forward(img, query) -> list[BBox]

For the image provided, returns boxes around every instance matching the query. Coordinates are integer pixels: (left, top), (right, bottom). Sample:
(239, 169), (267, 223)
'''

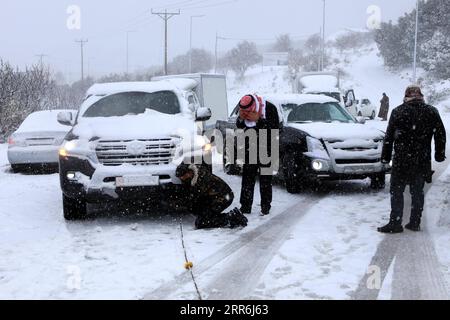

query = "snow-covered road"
(1, 125), (449, 300)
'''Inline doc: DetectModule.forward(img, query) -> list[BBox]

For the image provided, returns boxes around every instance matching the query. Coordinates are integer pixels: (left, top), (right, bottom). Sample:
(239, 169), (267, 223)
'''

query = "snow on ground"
(250, 181), (389, 300)
(226, 66), (292, 113)
(0, 147), (299, 299)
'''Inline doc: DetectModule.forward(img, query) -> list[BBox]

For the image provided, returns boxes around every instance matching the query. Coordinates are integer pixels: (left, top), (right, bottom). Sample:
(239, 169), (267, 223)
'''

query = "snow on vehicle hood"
(73, 109), (197, 141)
(287, 122), (384, 141)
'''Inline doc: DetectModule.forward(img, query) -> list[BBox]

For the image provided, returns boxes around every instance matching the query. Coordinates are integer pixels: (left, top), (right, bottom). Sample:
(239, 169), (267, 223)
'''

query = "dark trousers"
(240, 164), (273, 211)
(194, 194), (234, 230)
(390, 174), (425, 225)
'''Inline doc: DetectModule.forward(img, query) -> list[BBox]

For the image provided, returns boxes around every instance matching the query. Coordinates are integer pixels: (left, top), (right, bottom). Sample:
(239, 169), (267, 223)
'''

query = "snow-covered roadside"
(424, 109), (450, 290)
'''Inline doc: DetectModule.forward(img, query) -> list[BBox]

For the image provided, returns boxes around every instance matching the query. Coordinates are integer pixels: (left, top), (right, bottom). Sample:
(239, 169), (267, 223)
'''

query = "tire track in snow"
(144, 195), (321, 300)
(352, 156), (450, 300)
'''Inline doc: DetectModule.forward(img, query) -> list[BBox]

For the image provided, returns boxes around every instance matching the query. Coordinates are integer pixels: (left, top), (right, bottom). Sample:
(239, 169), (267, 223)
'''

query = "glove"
(435, 153), (446, 163)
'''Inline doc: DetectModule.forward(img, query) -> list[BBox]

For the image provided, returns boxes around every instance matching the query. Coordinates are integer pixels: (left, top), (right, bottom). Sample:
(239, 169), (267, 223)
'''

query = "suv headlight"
(306, 136), (326, 153)
(59, 140), (94, 158)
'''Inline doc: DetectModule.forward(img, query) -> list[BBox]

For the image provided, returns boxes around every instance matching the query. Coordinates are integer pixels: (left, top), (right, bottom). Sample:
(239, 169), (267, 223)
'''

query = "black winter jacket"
(236, 101), (280, 164)
(187, 165), (234, 213)
(381, 100), (446, 180)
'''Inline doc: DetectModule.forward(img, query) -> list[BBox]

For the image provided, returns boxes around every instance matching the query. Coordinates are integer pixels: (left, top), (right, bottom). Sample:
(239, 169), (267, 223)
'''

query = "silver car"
(8, 110), (75, 172)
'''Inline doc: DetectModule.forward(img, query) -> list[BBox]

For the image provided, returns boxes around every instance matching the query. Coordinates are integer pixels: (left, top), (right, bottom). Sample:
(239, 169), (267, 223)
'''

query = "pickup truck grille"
(95, 138), (177, 166)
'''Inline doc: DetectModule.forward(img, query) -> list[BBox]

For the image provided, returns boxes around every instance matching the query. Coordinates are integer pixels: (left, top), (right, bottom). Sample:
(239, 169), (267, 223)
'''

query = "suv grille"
(326, 139), (382, 165)
(95, 138), (178, 166)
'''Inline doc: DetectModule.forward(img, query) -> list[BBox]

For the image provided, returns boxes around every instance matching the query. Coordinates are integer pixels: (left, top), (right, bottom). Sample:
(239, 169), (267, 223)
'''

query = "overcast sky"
(0, 0), (417, 82)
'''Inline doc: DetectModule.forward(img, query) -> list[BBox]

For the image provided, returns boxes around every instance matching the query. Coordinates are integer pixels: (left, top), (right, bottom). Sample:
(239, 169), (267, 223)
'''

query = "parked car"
(8, 110), (75, 172)
(57, 80), (220, 220)
(217, 94), (390, 194)
(356, 98), (378, 120)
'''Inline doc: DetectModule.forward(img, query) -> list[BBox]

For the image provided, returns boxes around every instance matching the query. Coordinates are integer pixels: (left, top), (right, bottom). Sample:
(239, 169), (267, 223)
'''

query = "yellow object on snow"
(184, 262), (194, 270)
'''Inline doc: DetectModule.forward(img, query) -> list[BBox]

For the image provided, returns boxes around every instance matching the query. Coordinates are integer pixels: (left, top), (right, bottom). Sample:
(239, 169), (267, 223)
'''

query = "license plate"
(116, 175), (160, 187)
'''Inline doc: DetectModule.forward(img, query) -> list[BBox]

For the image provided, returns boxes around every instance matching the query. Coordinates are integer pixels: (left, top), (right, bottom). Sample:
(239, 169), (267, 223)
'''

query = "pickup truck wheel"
(370, 173), (386, 190)
(370, 111), (376, 120)
(63, 194), (87, 221)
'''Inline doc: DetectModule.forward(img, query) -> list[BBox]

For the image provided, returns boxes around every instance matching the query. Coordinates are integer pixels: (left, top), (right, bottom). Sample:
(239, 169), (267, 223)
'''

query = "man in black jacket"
(236, 94), (280, 216)
(176, 164), (248, 230)
(378, 85), (446, 233)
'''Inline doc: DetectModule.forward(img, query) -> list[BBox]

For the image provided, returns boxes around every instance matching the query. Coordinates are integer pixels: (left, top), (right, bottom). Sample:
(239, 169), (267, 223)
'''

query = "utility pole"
(75, 39), (88, 82)
(126, 31), (136, 76)
(321, 0), (326, 71)
(413, 0), (420, 83)
(152, 9), (181, 75)
(189, 15), (205, 73)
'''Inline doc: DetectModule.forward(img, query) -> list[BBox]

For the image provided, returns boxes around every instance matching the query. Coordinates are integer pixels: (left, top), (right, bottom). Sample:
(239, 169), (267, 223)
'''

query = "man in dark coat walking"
(378, 93), (390, 121)
(236, 94), (280, 216)
(378, 85), (446, 234)
(176, 164), (248, 230)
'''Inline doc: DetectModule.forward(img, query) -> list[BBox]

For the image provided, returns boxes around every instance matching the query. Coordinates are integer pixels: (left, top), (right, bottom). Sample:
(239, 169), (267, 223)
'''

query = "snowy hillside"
(226, 40), (450, 118)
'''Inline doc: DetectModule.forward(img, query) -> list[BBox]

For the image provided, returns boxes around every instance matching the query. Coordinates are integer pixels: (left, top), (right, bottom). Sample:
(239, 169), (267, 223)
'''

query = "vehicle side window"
(187, 93), (199, 112)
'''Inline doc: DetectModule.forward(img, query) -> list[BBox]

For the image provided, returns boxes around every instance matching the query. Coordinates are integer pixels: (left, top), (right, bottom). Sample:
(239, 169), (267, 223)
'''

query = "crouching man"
(176, 164), (248, 230)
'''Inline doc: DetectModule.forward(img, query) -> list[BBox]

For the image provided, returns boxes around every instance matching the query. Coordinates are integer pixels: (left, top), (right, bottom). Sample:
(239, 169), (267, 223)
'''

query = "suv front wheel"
(63, 194), (87, 221)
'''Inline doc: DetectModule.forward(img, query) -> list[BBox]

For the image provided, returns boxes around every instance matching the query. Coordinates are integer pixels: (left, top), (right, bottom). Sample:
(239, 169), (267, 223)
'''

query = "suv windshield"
(83, 91), (181, 118)
(283, 102), (355, 123)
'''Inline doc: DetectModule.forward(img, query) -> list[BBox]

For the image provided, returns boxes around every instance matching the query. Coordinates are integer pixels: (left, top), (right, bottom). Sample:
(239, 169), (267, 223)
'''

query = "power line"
(182, 0), (237, 11)
(152, 9), (181, 75)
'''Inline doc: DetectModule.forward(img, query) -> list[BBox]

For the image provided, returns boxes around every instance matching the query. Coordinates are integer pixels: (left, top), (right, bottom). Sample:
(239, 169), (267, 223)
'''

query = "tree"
(287, 49), (306, 78)
(374, 0), (450, 78)
(273, 34), (293, 52)
(420, 29), (450, 78)
(226, 41), (262, 79)
(169, 49), (214, 75)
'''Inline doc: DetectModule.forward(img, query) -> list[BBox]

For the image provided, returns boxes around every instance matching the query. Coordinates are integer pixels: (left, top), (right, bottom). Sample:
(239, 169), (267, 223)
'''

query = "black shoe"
(229, 208), (248, 229)
(260, 207), (271, 216)
(240, 206), (252, 215)
(405, 223), (421, 232)
(377, 222), (404, 234)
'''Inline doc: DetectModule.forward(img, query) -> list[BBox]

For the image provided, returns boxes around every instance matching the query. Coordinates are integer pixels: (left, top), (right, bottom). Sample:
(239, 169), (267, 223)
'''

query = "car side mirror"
(356, 116), (366, 124)
(57, 111), (75, 126)
(196, 107), (212, 122)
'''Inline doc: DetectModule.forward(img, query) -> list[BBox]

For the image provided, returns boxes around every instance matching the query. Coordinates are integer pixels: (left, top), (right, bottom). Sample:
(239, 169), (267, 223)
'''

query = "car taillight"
(8, 137), (15, 145)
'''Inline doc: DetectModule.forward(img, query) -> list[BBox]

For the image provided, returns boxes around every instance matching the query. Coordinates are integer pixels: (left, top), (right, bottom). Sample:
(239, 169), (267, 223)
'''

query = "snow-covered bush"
(420, 30), (450, 79)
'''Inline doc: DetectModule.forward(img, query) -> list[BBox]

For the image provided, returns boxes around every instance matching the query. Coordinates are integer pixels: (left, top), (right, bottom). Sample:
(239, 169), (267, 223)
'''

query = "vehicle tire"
(11, 164), (22, 173)
(370, 111), (376, 120)
(283, 154), (303, 194)
(370, 173), (386, 190)
(223, 143), (241, 175)
(63, 194), (87, 221)
(358, 112), (363, 117)
(223, 156), (240, 175)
